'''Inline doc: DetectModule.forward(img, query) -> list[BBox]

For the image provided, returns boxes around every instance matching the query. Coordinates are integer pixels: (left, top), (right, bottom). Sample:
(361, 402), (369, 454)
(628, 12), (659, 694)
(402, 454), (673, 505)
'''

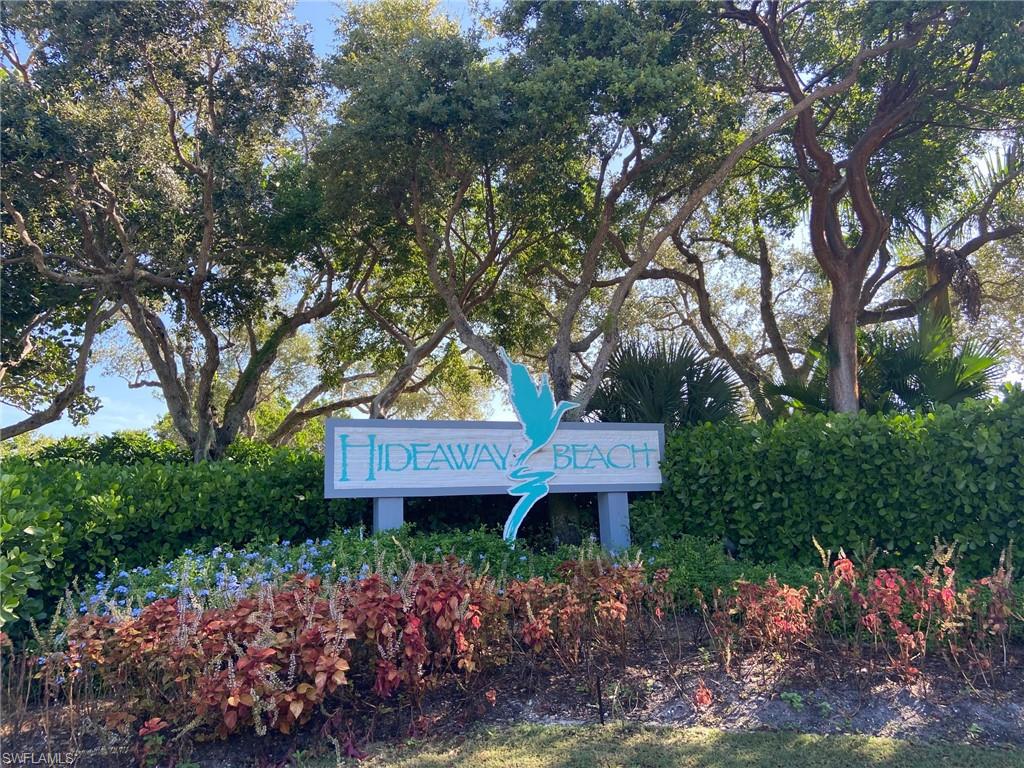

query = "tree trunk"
(548, 493), (583, 546)
(544, 349), (585, 543)
(827, 281), (861, 413)
(924, 256), (952, 323)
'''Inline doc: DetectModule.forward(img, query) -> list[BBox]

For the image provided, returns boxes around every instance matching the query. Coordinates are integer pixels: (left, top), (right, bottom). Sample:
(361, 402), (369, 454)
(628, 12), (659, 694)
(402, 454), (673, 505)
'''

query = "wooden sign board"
(324, 419), (663, 498)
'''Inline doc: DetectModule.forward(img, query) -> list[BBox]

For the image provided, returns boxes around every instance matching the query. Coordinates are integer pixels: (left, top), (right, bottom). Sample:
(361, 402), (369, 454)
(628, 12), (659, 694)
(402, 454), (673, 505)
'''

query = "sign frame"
(323, 418), (665, 499)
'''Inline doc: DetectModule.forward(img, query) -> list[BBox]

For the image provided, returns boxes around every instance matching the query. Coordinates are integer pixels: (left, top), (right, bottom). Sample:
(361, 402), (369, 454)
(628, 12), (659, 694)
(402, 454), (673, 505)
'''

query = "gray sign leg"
(373, 497), (404, 533)
(598, 492), (631, 552)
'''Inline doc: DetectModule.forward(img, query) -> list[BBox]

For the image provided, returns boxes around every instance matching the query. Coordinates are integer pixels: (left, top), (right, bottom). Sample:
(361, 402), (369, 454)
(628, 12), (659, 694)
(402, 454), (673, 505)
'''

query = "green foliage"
(859, 316), (1004, 413)
(587, 337), (742, 427)
(35, 431), (191, 465)
(0, 260), (100, 426)
(0, 449), (364, 629)
(771, 316), (1005, 416)
(643, 390), (1024, 577)
(0, 464), (68, 625)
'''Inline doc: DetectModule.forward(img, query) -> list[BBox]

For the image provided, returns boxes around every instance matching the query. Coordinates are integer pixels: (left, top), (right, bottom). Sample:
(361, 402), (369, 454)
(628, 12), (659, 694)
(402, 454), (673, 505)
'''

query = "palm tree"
(862, 314), (1003, 412)
(587, 337), (742, 428)
(770, 315), (1003, 415)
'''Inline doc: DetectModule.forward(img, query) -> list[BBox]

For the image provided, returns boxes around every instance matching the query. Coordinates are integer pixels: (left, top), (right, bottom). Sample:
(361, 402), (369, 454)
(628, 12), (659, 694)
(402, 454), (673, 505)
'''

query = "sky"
(1, 0), (503, 440)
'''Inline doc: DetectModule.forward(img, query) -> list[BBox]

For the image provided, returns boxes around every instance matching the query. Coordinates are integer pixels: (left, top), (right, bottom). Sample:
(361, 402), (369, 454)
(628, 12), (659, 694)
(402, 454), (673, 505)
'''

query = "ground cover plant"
(4, 541), (1020, 766)
(68, 528), (819, 620)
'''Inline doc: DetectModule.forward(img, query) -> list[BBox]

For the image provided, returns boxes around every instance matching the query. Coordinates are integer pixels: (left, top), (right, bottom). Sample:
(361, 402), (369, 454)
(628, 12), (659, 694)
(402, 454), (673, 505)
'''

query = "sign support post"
(597, 491), (631, 552)
(373, 497), (404, 532)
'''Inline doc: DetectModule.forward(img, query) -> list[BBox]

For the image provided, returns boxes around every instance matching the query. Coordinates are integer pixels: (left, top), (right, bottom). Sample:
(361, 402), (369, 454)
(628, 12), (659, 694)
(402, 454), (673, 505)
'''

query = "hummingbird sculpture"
(498, 347), (578, 542)
(498, 348), (579, 467)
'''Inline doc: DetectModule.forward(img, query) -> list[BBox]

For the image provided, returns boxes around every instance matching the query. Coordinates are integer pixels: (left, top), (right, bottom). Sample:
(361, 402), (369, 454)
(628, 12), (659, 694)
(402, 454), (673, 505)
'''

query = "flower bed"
(701, 547), (1022, 683)
(72, 527), (820, 620)
(42, 556), (669, 746)
(5, 544), (1022, 765)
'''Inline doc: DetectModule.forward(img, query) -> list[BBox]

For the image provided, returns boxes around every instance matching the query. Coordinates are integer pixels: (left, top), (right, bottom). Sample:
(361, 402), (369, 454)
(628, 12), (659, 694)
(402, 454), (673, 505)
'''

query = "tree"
(720, 0), (1024, 412)
(323, 0), (897, 404)
(586, 337), (741, 428)
(320, 0), (923, 539)
(1, 1), (458, 457)
(0, 260), (118, 439)
(769, 314), (1004, 415)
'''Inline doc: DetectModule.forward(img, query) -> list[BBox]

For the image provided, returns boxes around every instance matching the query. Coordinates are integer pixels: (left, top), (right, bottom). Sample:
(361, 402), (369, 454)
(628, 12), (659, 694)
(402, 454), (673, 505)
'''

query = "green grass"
(300, 724), (1024, 768)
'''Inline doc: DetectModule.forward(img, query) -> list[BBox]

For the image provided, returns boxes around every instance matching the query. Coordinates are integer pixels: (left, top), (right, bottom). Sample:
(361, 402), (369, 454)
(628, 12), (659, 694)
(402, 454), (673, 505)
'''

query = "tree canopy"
(2, 0), (1022, 451)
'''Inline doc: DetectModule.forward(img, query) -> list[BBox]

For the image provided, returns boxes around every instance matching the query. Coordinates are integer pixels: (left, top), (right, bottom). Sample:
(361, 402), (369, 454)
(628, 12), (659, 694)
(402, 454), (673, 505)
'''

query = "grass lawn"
(301, 723), (1024, 768)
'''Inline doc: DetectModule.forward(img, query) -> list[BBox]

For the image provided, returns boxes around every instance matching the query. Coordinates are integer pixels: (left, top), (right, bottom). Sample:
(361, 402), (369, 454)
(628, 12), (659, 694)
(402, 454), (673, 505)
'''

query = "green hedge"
(0, 449), (364, 626)
(34, 431), (192, 464)
(4, 393), (1022, 628)
(638, 390), (1024, 577)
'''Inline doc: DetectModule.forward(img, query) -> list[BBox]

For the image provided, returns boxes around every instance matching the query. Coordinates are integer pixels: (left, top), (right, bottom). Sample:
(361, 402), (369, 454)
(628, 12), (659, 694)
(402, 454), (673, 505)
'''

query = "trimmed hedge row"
(636, 389), (1024, 577)
(1, 449), (364, 624)
(3, 392), (1021, 627)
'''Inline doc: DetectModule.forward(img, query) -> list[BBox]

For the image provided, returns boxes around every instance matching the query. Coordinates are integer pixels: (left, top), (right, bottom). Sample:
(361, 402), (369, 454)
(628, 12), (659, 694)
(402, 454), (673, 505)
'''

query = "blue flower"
(391, 575), (399, 583)
(305, 539), (314, 546)
(183, 549), (193, 556)
(145, 591), (157, 600)
(281, 540), (290, 547)
(95, 571), (105, 580)
(224, 552), (233, 560)
(118, 570), (129, 578)
(519, 555), (527, 562)
(141, 568), (151, 576)
(199, 589), (210, 597)
(131, 608), (141, 618)
(114, 585), (129, 594)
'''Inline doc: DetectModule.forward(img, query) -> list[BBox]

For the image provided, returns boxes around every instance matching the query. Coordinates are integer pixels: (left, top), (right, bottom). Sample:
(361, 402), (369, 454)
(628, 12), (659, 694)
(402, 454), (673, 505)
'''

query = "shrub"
(0, 465), (69, 625)
(0, 450), (364, 630)
(34, 431), (191, 464)
(645, 392), (1024, 577)
(54, 556), (668, 741)
(701, 548), (1023, 683)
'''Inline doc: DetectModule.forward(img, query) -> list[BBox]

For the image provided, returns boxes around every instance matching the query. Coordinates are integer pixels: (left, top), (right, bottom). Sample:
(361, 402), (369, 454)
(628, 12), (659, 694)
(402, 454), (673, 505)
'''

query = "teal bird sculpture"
(498, 347), (579, 542)
(498, 347), (579, 467)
